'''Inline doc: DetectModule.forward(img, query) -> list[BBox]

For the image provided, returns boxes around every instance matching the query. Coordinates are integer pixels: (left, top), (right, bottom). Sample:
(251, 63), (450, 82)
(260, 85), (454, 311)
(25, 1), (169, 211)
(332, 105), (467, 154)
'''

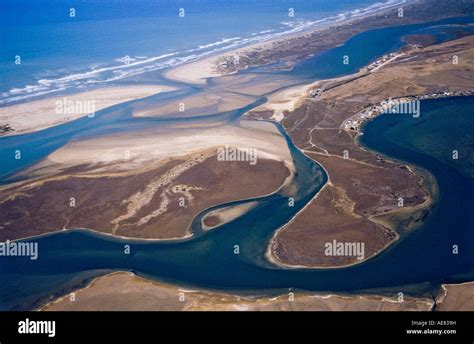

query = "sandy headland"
(164, 55), (222, 85)
(0, 84), (176, 136)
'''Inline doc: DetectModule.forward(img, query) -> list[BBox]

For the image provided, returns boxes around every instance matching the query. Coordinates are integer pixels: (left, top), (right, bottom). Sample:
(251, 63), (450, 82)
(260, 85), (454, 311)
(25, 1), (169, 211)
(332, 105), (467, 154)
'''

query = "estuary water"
(0, 15), (473, 310)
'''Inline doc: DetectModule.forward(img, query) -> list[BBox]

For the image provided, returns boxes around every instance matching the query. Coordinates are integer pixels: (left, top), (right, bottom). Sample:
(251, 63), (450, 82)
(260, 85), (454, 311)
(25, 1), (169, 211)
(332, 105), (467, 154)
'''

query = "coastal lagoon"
(0, 6), (473, 310)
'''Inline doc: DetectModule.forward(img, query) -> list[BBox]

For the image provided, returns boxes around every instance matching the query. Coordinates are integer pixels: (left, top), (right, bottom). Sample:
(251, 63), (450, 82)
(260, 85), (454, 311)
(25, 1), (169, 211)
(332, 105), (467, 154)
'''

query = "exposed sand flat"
(41, 271), (434, 311)
(247, 82), (316, 122)
(0, 85), (176, 135)
(164, 55), (222, 85)
(202, 201), (258, 230)
(134, 90), (256, 118)
(211, 73), (293, 97)
(37, 121), (293, 174)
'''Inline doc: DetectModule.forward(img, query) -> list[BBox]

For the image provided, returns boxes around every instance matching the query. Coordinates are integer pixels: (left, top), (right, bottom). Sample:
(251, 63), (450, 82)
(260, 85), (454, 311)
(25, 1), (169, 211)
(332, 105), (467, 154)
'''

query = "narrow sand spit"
(201, 201), (259, 231)
(164, 55), (222, 85)
(40, 271), (435, 311)
(0, 85), (176, 135)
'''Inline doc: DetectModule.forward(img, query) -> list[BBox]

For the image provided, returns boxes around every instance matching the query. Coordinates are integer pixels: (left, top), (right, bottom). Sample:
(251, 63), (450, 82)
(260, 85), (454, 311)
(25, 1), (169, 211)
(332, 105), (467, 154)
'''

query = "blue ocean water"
(0, 0), (403, 104)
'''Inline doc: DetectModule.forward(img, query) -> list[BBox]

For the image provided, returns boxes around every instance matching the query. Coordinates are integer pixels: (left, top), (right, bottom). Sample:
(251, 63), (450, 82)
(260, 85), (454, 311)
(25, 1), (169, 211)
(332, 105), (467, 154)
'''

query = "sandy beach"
(164, 55), (223, 85)
(0, 85), (176, 136)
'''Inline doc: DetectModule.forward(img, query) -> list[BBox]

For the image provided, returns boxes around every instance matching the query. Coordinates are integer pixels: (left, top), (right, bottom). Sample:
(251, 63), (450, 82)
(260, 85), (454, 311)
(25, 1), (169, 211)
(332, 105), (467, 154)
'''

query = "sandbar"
(0, 85), (176, 136)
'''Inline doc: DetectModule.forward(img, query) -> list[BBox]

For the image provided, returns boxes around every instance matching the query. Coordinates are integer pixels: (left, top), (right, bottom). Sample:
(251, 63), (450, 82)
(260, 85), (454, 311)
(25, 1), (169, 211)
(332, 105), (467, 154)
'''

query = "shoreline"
(1, 0), (469, 138)
(40, 270), (474, 311)
(0, 0), (466, 137)
(164, 0), (474, 86)
(164, 0), (416, 85)
(0, 85), (176, 136)
(39, 270), (438, 311)
(1, 0), (412, 105)
(342, 90), (474, 132)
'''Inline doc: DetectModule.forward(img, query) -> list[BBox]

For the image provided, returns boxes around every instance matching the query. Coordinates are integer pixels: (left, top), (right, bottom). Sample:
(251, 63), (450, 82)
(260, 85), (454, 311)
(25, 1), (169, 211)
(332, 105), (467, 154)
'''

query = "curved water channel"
(0, 17), (473, 310)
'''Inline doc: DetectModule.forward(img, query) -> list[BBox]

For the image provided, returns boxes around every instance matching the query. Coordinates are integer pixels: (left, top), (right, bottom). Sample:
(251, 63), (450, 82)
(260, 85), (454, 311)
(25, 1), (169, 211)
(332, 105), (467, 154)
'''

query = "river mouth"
(1, 17), (474, 311)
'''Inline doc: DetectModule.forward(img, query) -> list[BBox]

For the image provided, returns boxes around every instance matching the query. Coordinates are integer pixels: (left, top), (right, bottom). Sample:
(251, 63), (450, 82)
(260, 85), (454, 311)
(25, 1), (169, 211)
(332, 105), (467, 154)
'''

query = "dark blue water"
(291, 15), (474, 80)
(0, 14), (473, 310)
